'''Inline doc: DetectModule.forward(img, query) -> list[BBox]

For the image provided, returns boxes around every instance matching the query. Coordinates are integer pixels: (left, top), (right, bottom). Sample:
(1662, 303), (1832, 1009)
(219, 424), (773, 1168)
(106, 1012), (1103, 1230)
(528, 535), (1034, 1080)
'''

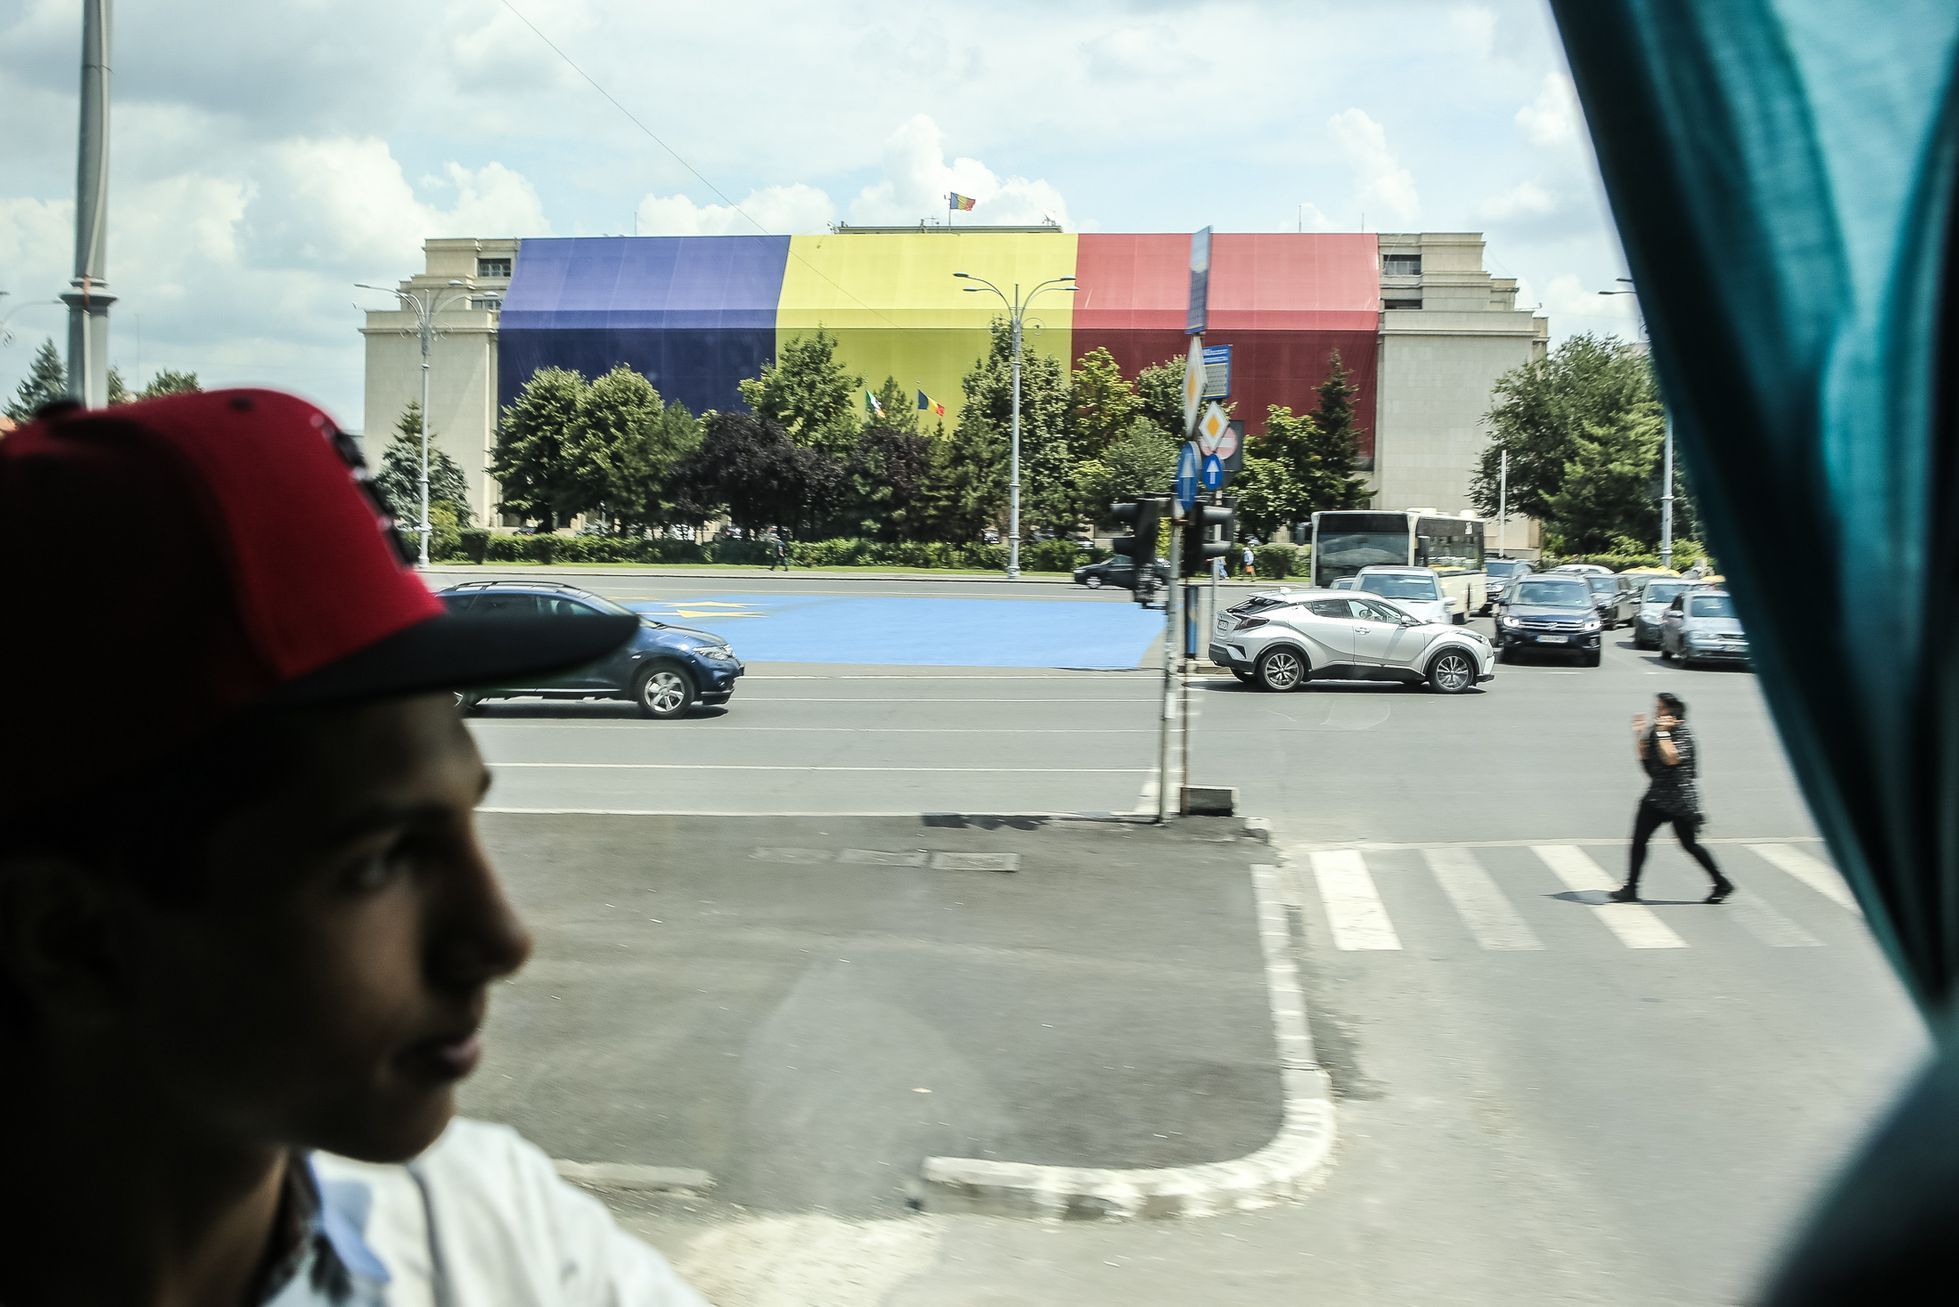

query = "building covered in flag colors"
(362, 229), (1548, 532)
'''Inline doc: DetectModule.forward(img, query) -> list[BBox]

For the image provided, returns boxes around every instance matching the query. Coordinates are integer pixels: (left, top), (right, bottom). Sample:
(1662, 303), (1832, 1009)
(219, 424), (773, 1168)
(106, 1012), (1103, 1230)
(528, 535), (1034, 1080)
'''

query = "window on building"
(1383, 297), (1422, 311)
(476, 257), (513, 278)
(470, 295), (503, 311)
(1382, 253), (1423, 277)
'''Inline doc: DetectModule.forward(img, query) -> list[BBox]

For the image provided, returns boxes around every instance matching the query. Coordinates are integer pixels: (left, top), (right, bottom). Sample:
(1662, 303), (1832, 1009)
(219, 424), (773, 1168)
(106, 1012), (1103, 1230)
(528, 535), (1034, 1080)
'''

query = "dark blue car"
(437, 581), (743, 718)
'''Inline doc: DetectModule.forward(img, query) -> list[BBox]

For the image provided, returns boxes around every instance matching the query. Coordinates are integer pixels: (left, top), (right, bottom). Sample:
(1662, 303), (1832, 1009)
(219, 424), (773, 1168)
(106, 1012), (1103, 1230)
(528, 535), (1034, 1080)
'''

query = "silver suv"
(1212, 588), (1496, 694)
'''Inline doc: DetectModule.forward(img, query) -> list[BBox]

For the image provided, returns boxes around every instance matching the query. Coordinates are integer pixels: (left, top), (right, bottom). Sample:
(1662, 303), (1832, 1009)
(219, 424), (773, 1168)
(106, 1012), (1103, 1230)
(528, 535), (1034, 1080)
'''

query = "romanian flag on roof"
(948, 192), (977, 212)
(916, 389), (945, 416)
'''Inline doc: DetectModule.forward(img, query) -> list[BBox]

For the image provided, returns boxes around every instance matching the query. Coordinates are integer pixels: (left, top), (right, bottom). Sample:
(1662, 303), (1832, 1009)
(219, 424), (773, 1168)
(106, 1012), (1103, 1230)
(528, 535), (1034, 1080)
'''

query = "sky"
(0, 0), (1643, 428)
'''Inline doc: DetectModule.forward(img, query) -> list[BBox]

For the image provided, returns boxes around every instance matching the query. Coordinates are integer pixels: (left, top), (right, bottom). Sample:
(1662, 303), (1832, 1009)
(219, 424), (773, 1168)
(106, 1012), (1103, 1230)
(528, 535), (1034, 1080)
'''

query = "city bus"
(1308, 509), (1488, 618)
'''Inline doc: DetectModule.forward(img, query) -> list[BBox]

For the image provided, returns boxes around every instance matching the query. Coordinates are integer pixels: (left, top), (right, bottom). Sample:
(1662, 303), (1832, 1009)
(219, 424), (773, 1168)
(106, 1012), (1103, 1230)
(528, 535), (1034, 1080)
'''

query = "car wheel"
(1426, 648), (1477, 694)
(635, 663), (695, 719)
(1229, 667), (1255, 685)
(1084, 574), (1103, 589)
(1255, 646), (1307, 692)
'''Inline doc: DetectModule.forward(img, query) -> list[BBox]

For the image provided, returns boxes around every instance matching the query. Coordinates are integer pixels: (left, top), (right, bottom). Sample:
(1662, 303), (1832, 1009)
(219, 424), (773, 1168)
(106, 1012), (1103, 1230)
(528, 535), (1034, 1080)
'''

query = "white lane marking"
(481, 808), (1114, 818)
(1747, 844), (1864, 916)
(1284, 835), (1827, 853)
(1534, 844), (1687, 949)
(472, 725), (1158, 734)
(1309, 850), (1402, 950)
(1423, 847), (1543, 951)
(739, 673), (1152, 681)
(710, 697), (1159, 704)
(490, 763), (1149, 773)
(1722, 892), (1823, 948)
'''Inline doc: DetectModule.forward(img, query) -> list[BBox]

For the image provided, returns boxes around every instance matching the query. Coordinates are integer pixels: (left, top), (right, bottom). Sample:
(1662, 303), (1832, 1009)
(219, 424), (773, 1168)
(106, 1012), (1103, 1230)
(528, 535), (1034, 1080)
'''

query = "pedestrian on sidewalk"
(1612, 691), (1735, 903)
(0, 392), (706, 1306)
(1242, 543), (1256, 578)
(769, 526), (788, 571)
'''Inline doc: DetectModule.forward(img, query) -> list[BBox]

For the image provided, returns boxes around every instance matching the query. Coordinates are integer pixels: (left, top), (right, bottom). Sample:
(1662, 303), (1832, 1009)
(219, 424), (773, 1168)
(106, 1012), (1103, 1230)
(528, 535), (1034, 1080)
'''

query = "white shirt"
(263, 1119), (707, 1306)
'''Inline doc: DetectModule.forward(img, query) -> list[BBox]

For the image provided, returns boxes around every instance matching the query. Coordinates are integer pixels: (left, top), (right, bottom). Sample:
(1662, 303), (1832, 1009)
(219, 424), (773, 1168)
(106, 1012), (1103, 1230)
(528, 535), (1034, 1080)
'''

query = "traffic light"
(1181, 496), (1237, 578)
(1112, 497), (1165, 605)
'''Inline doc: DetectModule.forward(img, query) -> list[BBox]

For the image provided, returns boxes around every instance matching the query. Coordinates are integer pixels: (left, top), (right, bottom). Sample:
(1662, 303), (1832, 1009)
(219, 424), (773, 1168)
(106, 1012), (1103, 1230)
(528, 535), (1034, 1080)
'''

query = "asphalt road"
(437, 569), (1924, 1305)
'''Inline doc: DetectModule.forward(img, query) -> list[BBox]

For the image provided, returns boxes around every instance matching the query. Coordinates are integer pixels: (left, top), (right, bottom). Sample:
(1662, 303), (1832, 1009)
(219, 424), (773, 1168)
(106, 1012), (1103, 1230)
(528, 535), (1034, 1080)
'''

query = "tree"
(738, 329), (862, 459)
(1470, 333), (1657, 525)
(1306, 351), (1370, 510)
(869, 375), (919, 436)
(610, 398), (703, 533)
(5, 338), (67, 419)
(107, 367), (132, 406)
(376, 401), (474, 528)
(138, 369), (201, 399)
(1095, 418), (1179, 509)
(1134, 355), (1188, 438)
(673, 411), (838, 533)
(918, 416), (1006, 543)
(1067, 347), (1141, 460)
(842, 423), (934, 539)
(953, 319), (1072, 534)
(1232, 456), (1305, 541)
(491, 367), (595, 529)
(1541, 408), (1665, 553)
(567, 365), (670, 532)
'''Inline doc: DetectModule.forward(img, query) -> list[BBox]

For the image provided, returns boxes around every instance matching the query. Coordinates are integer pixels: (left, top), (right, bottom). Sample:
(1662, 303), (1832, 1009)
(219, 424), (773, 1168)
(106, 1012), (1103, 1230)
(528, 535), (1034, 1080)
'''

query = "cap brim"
(273, 609), (640, 708)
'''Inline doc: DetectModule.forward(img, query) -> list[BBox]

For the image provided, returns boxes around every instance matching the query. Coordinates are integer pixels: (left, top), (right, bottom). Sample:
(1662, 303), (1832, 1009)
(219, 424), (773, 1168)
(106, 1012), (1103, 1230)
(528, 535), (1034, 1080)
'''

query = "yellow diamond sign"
(1197, 402), (1230, 452)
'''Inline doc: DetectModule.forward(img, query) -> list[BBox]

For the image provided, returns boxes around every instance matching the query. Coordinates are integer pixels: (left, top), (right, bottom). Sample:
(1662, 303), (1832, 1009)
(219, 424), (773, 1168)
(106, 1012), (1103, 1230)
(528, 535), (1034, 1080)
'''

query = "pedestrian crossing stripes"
(1286, 841), (1862, 954)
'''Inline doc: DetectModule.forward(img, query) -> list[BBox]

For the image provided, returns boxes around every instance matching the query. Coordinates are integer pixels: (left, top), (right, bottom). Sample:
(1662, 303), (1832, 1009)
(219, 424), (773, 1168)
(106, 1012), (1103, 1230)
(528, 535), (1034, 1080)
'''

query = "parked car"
(1549, 563), (1613, 575)
(1584, 573), (1638, 628)
(1630, 578), (1693, 649)
(1482, 558), (1531, 613)
(1073, 555), (1170, 591)
(1332, 577), (1358, 591)
(1354, 565), (1459, 625)
(1493, 573), (1605, 665)
(1659, 587), (1751, 668)
(437, 581), (743, 718)
(1210, 588), (1495, 694)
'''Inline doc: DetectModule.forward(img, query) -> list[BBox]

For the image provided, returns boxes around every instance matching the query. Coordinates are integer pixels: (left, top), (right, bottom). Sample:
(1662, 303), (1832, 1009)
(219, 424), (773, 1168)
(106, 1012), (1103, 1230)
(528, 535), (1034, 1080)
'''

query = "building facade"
(360, 231), (1546, 532)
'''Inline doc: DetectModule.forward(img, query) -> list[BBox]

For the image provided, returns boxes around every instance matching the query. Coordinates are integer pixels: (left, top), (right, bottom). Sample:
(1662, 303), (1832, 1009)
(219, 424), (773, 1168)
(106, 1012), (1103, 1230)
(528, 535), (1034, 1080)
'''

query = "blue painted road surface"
(625, 592), (1162, 669)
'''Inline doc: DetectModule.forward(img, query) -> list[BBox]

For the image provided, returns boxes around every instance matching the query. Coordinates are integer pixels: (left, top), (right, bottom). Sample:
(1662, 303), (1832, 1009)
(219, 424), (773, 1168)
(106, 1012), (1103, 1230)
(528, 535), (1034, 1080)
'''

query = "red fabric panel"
(1072, 234), (1382, 461)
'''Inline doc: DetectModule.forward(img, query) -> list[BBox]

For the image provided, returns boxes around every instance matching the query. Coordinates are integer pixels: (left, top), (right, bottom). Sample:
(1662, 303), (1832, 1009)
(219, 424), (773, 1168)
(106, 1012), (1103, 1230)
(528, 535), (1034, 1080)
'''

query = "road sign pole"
(1158, 520), (1183, 823)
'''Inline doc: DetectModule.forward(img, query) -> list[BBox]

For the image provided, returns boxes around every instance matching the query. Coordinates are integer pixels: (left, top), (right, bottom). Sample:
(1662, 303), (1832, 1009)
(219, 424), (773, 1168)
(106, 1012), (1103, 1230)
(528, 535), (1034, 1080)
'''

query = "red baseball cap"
(0, 389), (635, 812)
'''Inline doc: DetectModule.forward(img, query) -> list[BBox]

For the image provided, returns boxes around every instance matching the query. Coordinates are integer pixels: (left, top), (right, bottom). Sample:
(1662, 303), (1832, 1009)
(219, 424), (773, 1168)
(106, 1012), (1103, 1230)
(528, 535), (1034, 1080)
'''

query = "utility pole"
(1498, 446), (1509, 556)
(953, 272), (1079, 580)
(61, 0), (114, 407)
(1659, 413), (1675, 571)
(1158, 522), (1183, 823)
(357, 280), (472, 566)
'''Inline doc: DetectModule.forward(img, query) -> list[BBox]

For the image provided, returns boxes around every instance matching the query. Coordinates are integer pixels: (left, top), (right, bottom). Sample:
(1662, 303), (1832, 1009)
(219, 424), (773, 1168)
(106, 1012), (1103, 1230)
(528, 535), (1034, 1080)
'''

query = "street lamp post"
(953, 272), (1078, 579)
(357, 279), (472, 567)
(1600, 279), (1674, 569)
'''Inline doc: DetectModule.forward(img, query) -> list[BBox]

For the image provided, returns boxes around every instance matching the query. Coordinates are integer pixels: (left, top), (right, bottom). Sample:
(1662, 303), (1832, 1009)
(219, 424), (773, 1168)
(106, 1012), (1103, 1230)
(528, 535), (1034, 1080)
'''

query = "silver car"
(1659, 587), (1751, 668)
(1630, 578), (1692, 649)
(1211, 587), (1496, 694)
(1353, 565), (1457, 625)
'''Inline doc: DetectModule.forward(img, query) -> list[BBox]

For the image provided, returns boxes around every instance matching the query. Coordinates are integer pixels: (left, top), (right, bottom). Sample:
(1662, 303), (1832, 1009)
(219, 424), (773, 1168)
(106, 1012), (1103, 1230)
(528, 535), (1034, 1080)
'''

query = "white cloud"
(1327, 108), (1419, 227)
(847, 115), (1071, 228)
(1478, 180), (1558, 221)
(1293, 201), (1341, 233)
(1526, 271), (1645, 338)
(636, 183), (836, 236)
(1516, 72), (1581, 148)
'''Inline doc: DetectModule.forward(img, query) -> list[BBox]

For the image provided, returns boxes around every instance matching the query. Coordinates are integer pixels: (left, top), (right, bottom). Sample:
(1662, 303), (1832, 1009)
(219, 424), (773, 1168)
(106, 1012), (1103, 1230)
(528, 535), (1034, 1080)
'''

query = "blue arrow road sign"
(1175, 442), (1200, 511)
(1201, 452), (1224, 490)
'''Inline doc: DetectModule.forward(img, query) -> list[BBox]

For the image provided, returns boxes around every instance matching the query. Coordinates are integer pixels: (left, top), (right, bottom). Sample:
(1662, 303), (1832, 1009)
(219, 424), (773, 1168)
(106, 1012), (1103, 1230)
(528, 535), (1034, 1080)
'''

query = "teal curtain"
(1549, 0), (1959, 1012)
(1548, 3), (1959, 1295)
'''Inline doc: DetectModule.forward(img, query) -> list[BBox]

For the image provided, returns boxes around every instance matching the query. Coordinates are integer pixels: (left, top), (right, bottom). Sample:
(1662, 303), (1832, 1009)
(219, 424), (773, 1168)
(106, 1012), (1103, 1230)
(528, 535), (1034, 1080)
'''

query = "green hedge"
(436, 534), (1108, 571)
(1543, 546), (1712, 573)
(1251, 543), (1301, 579)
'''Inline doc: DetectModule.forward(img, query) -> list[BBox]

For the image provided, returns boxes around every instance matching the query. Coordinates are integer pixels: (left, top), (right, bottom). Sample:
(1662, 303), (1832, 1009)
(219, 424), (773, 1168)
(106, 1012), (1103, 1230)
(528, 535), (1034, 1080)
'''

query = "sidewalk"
(465, 812), (1330, 1220)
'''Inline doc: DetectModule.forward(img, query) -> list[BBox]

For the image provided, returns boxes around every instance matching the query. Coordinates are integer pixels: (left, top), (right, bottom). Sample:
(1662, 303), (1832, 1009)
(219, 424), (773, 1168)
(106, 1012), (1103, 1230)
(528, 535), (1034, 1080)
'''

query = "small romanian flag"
(948, 192), (977, 212)
(865, 389), (882, 417)
(916, 389), (946, 417)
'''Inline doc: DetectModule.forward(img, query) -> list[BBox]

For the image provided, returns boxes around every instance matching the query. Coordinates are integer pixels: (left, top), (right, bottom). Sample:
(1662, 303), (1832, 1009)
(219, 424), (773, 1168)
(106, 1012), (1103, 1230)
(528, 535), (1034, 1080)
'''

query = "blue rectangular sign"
(1202, 344), (1231, 398)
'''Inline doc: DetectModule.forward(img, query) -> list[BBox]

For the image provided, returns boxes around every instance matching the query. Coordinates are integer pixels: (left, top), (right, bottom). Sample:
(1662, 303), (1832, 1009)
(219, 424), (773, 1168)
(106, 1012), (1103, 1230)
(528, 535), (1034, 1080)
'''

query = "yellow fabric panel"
(776, 232), (1079, 429)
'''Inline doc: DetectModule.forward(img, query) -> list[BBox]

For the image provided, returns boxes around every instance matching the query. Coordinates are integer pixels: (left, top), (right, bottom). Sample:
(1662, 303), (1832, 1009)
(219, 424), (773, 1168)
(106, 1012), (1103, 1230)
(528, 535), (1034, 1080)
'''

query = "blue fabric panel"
(497, 236), (789, 416)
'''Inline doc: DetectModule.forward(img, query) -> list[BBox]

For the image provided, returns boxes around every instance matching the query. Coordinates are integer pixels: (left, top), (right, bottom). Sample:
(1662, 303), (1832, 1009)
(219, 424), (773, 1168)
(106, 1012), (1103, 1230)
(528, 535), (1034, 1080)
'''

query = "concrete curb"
(918, 859), (1335, 1219)
(419, 564), (1080, 585)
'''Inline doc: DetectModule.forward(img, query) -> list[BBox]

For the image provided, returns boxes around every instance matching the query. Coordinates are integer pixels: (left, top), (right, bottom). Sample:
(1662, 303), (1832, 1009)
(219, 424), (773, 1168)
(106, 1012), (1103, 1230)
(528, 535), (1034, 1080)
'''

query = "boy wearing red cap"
(0, 393), (705, 1304)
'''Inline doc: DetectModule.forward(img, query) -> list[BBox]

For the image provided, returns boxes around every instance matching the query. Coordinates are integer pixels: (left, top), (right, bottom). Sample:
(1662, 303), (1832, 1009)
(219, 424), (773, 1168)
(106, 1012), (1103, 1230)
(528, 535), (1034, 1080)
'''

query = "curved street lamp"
(357, 279), (473, 567)
(951, 272), (1079, 579)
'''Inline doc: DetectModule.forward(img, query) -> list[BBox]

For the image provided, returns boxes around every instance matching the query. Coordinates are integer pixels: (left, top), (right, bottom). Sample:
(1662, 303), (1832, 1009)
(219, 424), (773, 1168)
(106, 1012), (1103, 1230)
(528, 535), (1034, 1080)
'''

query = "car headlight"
(1583, 619), (1601, 631)
(1502, 617), (1522, 628)
(694, 644), (735, 660)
